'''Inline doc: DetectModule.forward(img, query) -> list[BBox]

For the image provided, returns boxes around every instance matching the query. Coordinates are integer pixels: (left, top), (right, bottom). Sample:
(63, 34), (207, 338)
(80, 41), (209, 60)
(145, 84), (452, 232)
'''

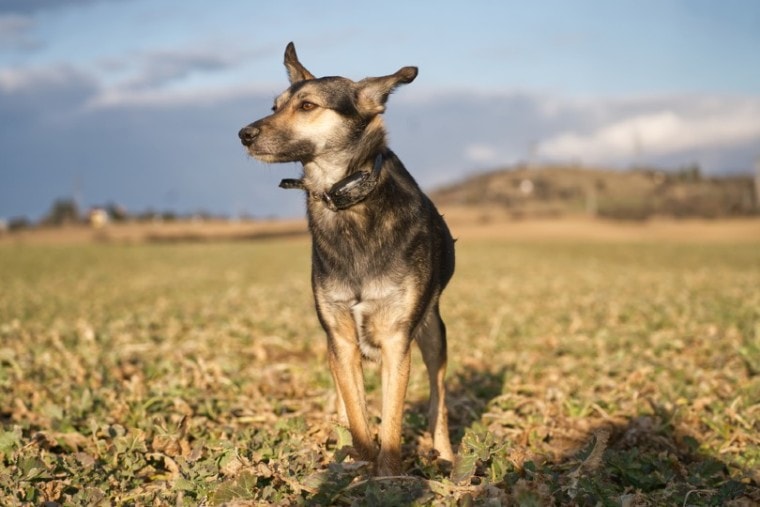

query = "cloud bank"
(2, 54), (759, 220)
(538, 99), (760, 166)
(0, 0), (128, 15)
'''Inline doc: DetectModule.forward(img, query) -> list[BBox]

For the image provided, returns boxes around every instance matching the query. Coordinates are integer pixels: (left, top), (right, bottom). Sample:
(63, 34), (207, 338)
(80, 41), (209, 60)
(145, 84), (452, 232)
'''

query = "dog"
(238, 42), (455, 476)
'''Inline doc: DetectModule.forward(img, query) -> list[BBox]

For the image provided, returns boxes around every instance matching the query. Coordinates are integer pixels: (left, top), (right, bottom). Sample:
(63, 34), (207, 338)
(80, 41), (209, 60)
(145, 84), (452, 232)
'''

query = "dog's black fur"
(238, 42), (455, 476)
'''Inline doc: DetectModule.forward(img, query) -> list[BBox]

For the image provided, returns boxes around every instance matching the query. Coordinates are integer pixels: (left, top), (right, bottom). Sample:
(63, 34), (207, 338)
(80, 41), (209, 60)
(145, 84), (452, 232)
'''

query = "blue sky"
(7, 0), (759, 95)
(2, 0), (759, 220)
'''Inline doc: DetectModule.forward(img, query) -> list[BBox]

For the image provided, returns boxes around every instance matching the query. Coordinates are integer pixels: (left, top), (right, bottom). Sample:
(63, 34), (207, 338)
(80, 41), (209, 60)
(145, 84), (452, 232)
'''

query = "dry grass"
(0, 218), (308, 246)
(442, 207), (760, 243)
(3, 215), (759, 246)
(0, 220), (758, 505)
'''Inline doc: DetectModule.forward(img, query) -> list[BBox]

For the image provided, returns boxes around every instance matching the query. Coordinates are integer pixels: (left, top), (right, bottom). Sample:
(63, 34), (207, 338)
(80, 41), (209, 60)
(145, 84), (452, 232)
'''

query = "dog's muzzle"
(238, 125), (260, 147)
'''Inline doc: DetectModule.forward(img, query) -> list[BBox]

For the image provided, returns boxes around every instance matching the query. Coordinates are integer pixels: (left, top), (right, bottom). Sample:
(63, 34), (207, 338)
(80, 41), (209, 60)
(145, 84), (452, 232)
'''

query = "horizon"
(6, 162), (755, 226)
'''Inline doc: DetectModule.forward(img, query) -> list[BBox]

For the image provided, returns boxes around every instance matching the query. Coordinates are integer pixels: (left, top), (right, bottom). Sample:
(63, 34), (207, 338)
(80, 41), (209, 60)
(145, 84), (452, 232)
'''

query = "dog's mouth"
(241, 142), (286, 163)
(251, 151), (306, 168)
(246, 149), (278, 163)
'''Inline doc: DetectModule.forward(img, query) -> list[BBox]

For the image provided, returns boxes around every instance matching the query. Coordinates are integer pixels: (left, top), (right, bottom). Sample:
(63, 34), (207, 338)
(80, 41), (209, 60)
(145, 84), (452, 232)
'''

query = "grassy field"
(1, 222), (759, 505)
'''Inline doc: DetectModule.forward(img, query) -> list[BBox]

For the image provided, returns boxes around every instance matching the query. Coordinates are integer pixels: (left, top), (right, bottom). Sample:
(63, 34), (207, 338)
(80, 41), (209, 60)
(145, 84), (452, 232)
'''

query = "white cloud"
(0, 0), (124, 15)
(0, 14), (36, 50)
(538, 100), (760, 165)
(81, 44), (276, 108)
(115, 49), (238, 90)
(0, 64), (92, 92)
(84, 83), (263, 109)
(0, 44), (276, 111)
(464, 143), (499, 164)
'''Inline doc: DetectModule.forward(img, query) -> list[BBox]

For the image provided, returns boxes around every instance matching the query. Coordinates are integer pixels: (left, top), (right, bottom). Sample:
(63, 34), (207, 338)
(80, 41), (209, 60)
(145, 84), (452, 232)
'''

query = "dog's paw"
(376, 451), (402, 477)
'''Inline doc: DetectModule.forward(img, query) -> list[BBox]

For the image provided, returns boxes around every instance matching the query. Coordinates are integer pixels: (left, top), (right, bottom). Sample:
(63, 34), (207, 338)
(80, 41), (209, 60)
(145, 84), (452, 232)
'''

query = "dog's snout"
(238, 125), (260, 147)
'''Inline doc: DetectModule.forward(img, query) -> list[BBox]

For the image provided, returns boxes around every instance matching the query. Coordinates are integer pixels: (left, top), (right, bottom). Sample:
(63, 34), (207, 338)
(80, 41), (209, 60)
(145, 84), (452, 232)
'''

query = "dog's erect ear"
(284, 42), (315, 84)
(355, 66), (418, 116)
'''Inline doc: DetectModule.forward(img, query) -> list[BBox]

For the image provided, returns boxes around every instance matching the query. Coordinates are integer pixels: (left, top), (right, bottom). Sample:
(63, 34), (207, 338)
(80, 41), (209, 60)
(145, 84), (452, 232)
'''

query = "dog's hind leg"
(416, 304), (454, 462)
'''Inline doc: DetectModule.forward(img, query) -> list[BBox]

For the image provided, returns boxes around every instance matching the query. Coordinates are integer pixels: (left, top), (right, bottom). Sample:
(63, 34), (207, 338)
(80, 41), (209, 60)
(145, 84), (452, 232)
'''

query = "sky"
(1, 0), (759, 220)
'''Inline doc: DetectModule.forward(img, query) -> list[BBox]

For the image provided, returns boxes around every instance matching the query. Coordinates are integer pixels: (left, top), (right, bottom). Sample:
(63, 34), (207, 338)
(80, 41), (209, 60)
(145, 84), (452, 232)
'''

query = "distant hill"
(431, 165), (758, 220)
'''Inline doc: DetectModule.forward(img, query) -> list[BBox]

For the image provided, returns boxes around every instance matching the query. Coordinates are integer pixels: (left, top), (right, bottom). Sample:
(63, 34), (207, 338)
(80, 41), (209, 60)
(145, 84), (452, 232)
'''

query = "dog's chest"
(323, 276), (418, 361)
(311, 206), (407, 273)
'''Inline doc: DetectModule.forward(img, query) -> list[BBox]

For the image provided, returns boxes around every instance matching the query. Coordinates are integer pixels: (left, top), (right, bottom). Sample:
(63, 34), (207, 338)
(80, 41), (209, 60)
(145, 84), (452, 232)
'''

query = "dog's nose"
(238, 125), (260, 146)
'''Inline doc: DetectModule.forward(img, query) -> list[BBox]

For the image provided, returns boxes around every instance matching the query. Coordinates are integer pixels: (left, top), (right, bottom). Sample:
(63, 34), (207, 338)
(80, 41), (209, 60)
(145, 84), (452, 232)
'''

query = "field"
(1, 219), (759, 506)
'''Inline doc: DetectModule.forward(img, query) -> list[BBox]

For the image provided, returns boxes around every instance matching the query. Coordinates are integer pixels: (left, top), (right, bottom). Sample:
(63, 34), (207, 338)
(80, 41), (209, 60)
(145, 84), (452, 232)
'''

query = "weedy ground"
(0, 230), (758, 505)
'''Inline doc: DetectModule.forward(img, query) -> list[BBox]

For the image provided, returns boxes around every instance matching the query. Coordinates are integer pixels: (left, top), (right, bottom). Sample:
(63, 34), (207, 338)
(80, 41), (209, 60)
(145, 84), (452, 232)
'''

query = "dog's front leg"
(377, 333), (412, 476)
(324, 321), (376, 464)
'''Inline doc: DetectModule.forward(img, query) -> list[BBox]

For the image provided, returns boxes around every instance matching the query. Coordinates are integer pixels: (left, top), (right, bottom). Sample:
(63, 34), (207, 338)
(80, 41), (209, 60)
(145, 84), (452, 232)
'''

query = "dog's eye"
(271, 105), (277, 112)
(300, 101), (316, 111)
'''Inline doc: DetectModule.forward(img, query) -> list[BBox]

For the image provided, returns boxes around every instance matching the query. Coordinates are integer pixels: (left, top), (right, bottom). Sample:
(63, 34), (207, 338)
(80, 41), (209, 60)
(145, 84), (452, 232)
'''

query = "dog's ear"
(284, 42), (315, 84)
(355, 66), (417, 116)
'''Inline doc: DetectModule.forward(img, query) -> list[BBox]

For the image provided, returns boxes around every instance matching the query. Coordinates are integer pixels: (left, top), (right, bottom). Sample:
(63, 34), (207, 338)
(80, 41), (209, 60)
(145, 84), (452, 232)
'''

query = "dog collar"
(279, 153), (383, 212)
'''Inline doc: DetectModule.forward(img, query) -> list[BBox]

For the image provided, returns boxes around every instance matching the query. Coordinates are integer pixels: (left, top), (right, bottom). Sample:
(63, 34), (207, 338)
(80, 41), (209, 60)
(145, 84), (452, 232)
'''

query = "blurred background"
(1, 0), (759, 229)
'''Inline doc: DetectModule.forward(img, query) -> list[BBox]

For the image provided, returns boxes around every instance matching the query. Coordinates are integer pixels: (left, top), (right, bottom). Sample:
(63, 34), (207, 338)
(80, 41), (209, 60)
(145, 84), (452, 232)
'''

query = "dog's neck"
(280, 117), (388, 211)
(302, 154), (362, 192)
(281, 152), (385, 212)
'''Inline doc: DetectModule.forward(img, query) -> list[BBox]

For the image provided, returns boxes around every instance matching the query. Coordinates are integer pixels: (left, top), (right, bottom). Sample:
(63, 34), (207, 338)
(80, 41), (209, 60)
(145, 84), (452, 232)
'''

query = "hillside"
(431, 165), (758, 220)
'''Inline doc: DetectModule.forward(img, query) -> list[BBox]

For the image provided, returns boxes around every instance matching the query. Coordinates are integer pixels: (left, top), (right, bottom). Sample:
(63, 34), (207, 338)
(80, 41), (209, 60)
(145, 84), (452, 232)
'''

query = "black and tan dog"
(238, 42), (455, 476)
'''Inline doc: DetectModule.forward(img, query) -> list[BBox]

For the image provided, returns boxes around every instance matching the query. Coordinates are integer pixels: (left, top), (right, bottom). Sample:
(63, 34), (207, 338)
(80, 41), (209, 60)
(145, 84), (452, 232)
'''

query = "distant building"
(88, 208), (109, 229)
(519, 179), (534, 195)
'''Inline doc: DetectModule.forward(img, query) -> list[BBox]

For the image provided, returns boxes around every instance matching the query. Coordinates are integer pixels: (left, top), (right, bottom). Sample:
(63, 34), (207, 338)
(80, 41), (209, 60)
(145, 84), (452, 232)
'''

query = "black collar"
(279, 153), (384, 212)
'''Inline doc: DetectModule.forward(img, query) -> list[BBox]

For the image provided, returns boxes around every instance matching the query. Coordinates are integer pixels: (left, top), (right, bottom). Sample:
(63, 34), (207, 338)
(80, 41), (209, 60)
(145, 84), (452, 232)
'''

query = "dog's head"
(238, 42), (417, 165)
